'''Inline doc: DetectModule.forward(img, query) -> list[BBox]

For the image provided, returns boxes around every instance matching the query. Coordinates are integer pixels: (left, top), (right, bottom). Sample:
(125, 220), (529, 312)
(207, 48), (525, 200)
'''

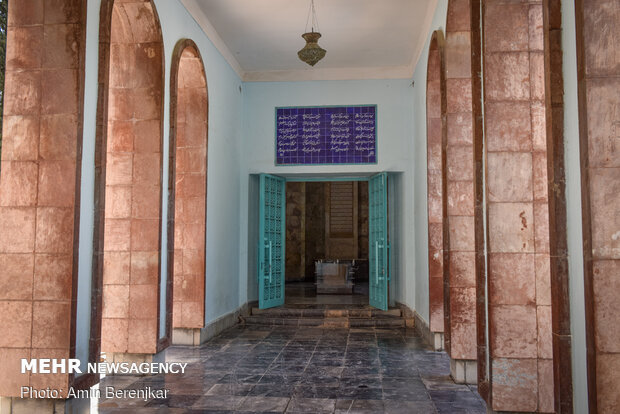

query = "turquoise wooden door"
(369, 172), (389, 310)
(258, 174), (286, 309)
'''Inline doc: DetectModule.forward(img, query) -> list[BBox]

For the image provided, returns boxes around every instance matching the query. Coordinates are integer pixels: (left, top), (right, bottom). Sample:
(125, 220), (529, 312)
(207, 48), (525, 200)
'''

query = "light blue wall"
(74, 0), (100, 374)
(150, 0), (244, 326)
(561, 1), (589, 412)
(75, 0), (243, 369)
(239, 80), (416, 308)
(411, 0), (449, 324)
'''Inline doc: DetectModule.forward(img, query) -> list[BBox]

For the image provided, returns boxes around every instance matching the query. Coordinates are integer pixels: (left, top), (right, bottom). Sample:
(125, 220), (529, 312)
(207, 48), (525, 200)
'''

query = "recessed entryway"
(253, 174), (392, 311)
(284, 180), (369, 307)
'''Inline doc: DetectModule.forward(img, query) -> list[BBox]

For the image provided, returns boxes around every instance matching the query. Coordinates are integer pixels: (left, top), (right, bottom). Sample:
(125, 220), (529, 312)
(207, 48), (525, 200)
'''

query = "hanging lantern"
(298, 0), (326, 66)
(298, 32), (326, 66)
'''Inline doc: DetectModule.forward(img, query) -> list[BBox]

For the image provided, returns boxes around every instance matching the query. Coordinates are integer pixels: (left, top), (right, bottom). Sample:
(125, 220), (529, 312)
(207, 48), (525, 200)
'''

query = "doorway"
(284, 180), (369, 306)
(256, 174), (390, 310)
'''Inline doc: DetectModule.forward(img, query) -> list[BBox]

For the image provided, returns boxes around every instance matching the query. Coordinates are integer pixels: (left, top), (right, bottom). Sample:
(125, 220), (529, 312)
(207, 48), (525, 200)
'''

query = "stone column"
(426, 30), (447, 351)
(169, 41), (208, 346)
(444, 0), (478, 384)
(0, 0), (88, 410)
(575, 0), (620, 412)
(96, 0), (164, 359)
(483, 0), (554, 411)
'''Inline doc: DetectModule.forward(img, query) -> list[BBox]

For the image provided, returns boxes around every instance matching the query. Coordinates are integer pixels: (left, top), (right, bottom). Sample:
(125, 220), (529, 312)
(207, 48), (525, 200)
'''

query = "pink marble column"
(98, 0), (164, 356)
(575, 0), (620, 412)
(444, 0), (477, 382)
(426, 30), (447, 344)
(170, 43), (208, 330)
(483, 0), (554, 411)
(0, 0), (86, 398)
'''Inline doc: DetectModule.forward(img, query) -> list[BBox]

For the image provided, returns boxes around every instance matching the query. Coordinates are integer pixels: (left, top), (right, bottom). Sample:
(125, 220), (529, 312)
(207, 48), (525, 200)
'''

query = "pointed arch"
(168, 39), (209, 333)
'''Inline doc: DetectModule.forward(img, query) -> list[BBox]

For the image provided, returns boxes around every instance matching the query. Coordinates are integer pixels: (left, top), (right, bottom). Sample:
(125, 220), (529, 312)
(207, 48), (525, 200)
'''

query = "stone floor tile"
(285, 397), (336, 413)
(191, 394), (245, 410)
(205, 383), (254, 396)
(249, 384), (297, 398)
(382, 386), (432, 401)
(144, 394), (201, 408)
(293, 385), (342, 399)
(350, 398), (385, 412)
(384, 399), (438, 413)
(237, 396), (290, 412)
(96, 325), (486, 414)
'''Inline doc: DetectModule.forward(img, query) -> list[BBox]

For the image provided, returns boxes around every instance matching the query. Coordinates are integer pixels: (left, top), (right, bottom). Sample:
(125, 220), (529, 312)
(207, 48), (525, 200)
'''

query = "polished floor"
(97, 325), (486, 413)
(284, 281), (369, 305)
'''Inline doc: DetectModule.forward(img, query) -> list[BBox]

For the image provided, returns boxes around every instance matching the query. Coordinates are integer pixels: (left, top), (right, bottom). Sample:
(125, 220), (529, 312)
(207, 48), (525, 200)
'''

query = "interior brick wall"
(0, 0), (85, 398)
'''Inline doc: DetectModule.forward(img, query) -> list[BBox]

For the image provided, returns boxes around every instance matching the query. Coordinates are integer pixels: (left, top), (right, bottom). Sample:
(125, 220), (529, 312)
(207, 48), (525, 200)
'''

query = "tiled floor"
(285, 282), (369, 305)
(97, 325), (486, 413)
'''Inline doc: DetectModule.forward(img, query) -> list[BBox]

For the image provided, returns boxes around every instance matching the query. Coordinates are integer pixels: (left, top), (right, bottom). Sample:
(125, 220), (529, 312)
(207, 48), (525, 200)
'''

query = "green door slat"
(368, 172), (389, 311)
(258, 174), (286, 309)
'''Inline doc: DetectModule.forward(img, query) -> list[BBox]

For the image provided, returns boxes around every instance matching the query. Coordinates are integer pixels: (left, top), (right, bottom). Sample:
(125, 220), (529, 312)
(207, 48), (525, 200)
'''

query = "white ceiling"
(181, 0), (438, 81)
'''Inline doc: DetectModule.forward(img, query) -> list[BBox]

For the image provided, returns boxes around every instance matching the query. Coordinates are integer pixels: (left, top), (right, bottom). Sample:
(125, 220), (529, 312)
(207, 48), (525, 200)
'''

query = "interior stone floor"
(96, 325), (486, 413)
(284, 281), (369, 305)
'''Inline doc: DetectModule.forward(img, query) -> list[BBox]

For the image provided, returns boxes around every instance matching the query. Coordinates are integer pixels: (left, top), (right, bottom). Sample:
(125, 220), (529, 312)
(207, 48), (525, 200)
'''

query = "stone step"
(242, 315), (406, 329)
(250, 307), (402, 318)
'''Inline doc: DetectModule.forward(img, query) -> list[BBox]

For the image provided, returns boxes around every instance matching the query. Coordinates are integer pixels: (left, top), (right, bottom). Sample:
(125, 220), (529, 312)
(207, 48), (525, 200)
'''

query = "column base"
(409, 309), (444, 351)
(404, 317), (415, 328)
(450, 358), (477, 384)
(170, 302), (252, 347)
(0, 396), (89, 414)
(432, 332), (444, 351)
(172, 328), (202, 346)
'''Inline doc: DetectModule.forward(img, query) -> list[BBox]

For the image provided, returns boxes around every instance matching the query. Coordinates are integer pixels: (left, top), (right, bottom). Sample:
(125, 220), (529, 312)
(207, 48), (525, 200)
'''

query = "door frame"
(252, 173), (395, 309)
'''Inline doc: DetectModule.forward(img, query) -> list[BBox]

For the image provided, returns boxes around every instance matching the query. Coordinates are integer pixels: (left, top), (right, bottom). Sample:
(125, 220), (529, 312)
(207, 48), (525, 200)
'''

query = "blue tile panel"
(276, 105), (377, 165)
